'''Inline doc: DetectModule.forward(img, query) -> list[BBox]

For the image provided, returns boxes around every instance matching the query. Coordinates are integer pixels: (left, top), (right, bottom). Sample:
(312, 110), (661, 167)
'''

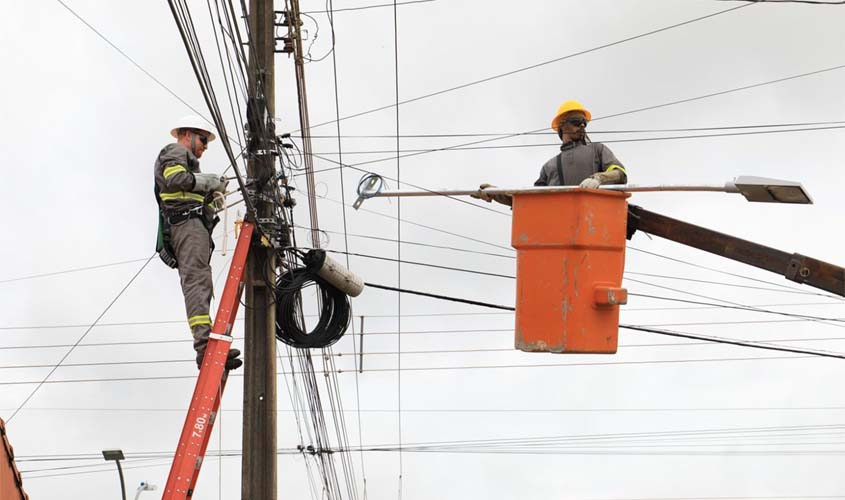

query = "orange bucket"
(511, 189), (629, 354)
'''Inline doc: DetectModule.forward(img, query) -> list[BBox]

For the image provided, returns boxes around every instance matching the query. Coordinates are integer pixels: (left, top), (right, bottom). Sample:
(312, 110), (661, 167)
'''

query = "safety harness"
(154, 184), (218, 269)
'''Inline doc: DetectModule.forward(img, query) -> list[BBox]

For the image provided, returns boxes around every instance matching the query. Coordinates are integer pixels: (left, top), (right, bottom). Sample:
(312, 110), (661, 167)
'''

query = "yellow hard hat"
(551, 100), (592, 131)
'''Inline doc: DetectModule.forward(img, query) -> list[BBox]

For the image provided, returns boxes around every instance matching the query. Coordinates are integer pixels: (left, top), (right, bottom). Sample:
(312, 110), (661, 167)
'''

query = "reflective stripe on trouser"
(170, 217), (214, 356)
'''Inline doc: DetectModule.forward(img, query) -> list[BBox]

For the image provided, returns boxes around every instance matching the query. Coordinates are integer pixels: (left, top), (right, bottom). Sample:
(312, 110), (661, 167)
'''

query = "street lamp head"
(138, 481), (158, 491)
(102, 449), (125, 461)
(727, 176), (813, 204)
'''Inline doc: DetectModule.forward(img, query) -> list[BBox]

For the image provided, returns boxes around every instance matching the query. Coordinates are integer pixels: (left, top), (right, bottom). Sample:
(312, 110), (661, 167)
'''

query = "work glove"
(471, 183), (513, 206)
(580, 169), (626, 189)
(216, 176), (230, 193)
(194, 173), (227, 194)
(470, 183), (495, 202)
(579, 176), (602, 189)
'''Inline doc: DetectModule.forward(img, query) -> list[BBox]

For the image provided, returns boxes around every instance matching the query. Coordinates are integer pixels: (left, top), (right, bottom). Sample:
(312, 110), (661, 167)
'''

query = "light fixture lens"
(767, 186), (811, 204)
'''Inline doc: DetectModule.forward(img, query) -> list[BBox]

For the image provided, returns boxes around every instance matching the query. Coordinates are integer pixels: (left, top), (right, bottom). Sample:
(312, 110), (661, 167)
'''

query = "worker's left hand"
(212, 193), (226, 211)
(579, 176), (601, 190)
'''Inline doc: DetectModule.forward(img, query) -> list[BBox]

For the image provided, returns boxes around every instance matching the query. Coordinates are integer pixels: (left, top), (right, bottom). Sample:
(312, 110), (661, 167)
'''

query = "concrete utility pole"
(244, 0), (277, 498)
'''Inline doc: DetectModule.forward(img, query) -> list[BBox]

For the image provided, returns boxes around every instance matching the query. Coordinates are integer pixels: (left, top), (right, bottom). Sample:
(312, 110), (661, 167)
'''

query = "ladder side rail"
(185, 375), (229, 497)
(162, 222), (256, 500)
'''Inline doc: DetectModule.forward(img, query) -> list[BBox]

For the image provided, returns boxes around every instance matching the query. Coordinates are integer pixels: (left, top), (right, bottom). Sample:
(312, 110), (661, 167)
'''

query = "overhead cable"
(363, 282), (845, 359)
(302, 0), (435, 14)
(292, 120), (845, 139)
(3, 255), (155, 423)
(306, 124), (845, 155)
(296, 62), (845, 175)
(301, 2), (754, 131)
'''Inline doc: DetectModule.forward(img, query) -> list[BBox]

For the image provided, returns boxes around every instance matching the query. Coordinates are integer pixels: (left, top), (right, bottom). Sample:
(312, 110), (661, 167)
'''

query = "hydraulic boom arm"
(628, 205), (845, 297)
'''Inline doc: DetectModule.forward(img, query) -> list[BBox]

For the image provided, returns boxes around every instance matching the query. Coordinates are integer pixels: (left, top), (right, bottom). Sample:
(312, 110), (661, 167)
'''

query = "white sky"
(2, 0), (845, 499)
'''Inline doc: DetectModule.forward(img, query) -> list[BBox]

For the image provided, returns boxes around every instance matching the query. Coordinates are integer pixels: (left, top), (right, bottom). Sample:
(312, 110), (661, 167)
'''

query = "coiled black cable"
(275, 266), (350, 348)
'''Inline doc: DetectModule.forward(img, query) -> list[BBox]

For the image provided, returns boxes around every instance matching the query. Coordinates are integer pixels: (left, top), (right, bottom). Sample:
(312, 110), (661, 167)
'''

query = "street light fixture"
(102, 449), (126, 500)
(353, 175), (814, 206)
(726, 176), (813, 204)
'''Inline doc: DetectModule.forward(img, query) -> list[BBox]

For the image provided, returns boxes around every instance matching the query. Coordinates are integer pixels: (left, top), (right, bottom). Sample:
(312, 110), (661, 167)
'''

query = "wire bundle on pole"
(275, 266), (351, 349)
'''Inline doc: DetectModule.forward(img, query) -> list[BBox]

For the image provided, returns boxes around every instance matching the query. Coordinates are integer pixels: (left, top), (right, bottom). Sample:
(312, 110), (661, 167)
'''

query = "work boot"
(196, 348), (243, 371)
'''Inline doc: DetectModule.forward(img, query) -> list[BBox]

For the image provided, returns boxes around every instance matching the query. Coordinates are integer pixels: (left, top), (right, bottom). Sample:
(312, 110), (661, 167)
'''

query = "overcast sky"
(2, 0), (845, 499)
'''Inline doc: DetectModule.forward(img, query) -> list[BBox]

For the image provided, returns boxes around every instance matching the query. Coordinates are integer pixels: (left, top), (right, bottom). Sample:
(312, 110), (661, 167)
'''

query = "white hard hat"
(170, 115), (217, 141)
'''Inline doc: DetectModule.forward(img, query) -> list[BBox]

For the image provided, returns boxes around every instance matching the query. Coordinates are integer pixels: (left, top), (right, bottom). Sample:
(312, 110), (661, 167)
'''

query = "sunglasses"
(190, 129), (209, 145)
(564, 117), (588, 128)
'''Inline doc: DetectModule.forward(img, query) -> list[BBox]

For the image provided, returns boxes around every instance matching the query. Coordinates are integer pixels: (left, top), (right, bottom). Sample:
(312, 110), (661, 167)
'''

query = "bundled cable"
(275, 249), (361, 348)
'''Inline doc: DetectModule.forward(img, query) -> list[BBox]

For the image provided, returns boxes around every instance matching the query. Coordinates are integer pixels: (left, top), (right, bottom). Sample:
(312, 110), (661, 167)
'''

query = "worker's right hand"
(471, 183), (513, 207)
(470, 183), (496, 202)
(194, 173), (227, 194)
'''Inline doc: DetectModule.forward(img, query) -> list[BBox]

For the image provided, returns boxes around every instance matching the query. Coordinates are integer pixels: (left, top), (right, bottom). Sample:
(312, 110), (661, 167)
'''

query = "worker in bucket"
(153, 115), (242, 370)
(473, 100), (627, 206)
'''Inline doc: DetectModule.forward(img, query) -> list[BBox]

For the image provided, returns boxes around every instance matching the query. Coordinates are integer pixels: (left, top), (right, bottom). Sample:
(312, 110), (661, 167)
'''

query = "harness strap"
(556, 154), (565, 186)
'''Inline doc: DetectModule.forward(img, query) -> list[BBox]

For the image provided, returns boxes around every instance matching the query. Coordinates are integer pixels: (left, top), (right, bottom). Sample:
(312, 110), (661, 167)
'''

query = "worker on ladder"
(154, 115), (243, 370)
(473, 100), (627, 205)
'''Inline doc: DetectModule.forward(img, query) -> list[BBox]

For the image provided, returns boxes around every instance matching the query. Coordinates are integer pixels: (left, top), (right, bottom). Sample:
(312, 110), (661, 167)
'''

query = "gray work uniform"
(153, 143), (217, 359)
(535, 140), (627, 186)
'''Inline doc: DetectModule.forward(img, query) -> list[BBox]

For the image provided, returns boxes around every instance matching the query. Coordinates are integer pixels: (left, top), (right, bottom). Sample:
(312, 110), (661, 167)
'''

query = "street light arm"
(628, 205), (844, 297)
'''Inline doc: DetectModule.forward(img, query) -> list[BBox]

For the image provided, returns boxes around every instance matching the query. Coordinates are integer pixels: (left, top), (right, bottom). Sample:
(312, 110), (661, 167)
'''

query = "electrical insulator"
(274, 37), (294, 54)
(304, 249), (364, 297)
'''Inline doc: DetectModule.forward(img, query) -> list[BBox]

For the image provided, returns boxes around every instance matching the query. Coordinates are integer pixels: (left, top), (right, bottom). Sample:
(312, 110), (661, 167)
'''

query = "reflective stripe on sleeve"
(160, 191), (206, 203)
(188, 314), (212, 327)
(606, 164), (627, 175)
(163, 164), (188, 179)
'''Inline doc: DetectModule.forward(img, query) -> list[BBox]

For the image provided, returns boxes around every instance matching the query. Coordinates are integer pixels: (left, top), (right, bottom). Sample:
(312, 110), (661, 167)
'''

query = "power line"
(301, 2), (753, 131)
(292, 120), (845, 139)
(296, 61), (845, 176)
(719, 0), (845, 4)
(627, 246), (837, 298)
(302, 0), (435, 14)
(317, 246), (828, 298)
(297, 226), (516, 259)
(324, 0), (369, 493)
(0, 257), (151, 284)
(52, 0), (209, 118)
(305, 124), (845, 155)
(6, 318), (845, 348)
(0, 355), (828, 385)
(315, 195), (513, 250)
(4, 255), (155, 423)
(629, 292), (845, 323)
(597, 64), (845, 122)
(390, 1), (405, 493)
(305, 151), (512, 217)
(2, 299), (843, 334)
(12, 405), (845, 414)
(7, 334), (845, 370)
(363, 283), (845, 358)
(621, 325), (845, 360)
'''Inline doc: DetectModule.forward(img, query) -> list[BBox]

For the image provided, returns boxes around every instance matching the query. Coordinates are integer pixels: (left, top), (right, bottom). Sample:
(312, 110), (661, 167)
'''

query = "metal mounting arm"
(628, 206), (844, 297)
